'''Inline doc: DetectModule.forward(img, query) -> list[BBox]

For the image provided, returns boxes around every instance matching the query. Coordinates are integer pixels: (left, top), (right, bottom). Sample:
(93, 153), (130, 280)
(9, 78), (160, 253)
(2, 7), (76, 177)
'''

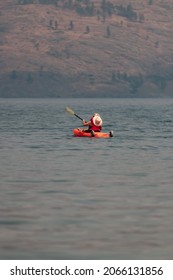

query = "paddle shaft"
(74, 113), (83, 121)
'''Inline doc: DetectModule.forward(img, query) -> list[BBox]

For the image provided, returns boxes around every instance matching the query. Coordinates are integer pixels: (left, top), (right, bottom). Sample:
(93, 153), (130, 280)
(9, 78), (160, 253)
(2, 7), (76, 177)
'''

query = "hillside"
(1, 0), (173, 97)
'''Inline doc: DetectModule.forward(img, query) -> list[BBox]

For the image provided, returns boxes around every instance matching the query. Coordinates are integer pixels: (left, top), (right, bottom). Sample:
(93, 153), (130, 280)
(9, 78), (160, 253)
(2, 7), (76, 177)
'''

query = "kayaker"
(82, 113), (103, 135)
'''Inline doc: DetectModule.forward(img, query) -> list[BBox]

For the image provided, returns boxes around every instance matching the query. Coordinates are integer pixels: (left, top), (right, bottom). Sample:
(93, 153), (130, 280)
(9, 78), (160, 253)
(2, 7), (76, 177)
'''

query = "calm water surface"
(0, 98), (173, 259)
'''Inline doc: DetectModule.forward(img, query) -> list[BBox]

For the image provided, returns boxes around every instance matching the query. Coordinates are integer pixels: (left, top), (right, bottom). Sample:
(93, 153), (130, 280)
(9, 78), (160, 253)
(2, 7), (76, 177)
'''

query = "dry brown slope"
(1, 0), (173, 97)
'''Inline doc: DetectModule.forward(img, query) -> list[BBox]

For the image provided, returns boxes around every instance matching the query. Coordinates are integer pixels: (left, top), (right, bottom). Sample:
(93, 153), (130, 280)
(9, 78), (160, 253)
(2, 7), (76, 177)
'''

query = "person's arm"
(82, 119), (91, 126)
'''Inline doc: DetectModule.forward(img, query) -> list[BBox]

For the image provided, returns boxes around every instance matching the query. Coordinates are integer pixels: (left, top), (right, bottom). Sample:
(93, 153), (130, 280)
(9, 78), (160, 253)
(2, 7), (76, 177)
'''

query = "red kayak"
(73, 128), (113, 138)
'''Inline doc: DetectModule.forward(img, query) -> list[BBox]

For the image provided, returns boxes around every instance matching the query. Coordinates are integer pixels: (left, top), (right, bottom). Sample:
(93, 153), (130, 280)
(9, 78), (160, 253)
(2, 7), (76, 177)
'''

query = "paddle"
(65, 106), (83, 121)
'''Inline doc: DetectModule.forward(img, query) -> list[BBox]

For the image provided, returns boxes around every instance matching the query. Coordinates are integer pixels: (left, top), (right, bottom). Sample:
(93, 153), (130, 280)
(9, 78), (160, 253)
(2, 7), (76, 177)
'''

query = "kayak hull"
(73, 128), (113, 138)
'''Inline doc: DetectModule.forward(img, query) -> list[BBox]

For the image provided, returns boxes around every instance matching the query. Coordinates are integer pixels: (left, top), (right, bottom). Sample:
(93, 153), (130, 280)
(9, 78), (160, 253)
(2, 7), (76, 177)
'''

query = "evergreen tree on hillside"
(106, 26), (111, 37)
(148, 0), (153, 5)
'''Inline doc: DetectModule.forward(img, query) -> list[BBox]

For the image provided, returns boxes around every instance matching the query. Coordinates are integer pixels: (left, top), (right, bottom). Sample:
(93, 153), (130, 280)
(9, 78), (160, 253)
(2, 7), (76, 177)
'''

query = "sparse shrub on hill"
(139, 13), (145, 22)
(106, 26), (111, 37)
(85, 25), (90, 33)
(68, 20), (74, 30)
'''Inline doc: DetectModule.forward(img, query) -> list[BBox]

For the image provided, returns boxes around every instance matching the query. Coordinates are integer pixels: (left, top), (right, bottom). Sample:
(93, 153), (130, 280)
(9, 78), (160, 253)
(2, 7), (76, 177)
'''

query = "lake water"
(0, 98), (173, 260)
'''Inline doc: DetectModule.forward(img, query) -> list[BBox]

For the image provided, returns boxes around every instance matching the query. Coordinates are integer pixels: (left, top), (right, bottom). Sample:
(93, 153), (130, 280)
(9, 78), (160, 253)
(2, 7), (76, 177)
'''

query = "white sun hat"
(93, 114), (103, 126)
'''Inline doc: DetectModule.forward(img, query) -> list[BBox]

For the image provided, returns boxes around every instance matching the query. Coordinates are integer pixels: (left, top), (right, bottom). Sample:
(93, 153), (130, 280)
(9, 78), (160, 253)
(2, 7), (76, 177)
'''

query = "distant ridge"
(0, 0), (173, 97)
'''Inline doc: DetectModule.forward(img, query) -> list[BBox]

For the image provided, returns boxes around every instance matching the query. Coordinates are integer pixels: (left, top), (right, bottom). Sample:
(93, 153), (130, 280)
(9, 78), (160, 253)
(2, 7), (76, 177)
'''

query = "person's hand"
(82, 119), (86, 125)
